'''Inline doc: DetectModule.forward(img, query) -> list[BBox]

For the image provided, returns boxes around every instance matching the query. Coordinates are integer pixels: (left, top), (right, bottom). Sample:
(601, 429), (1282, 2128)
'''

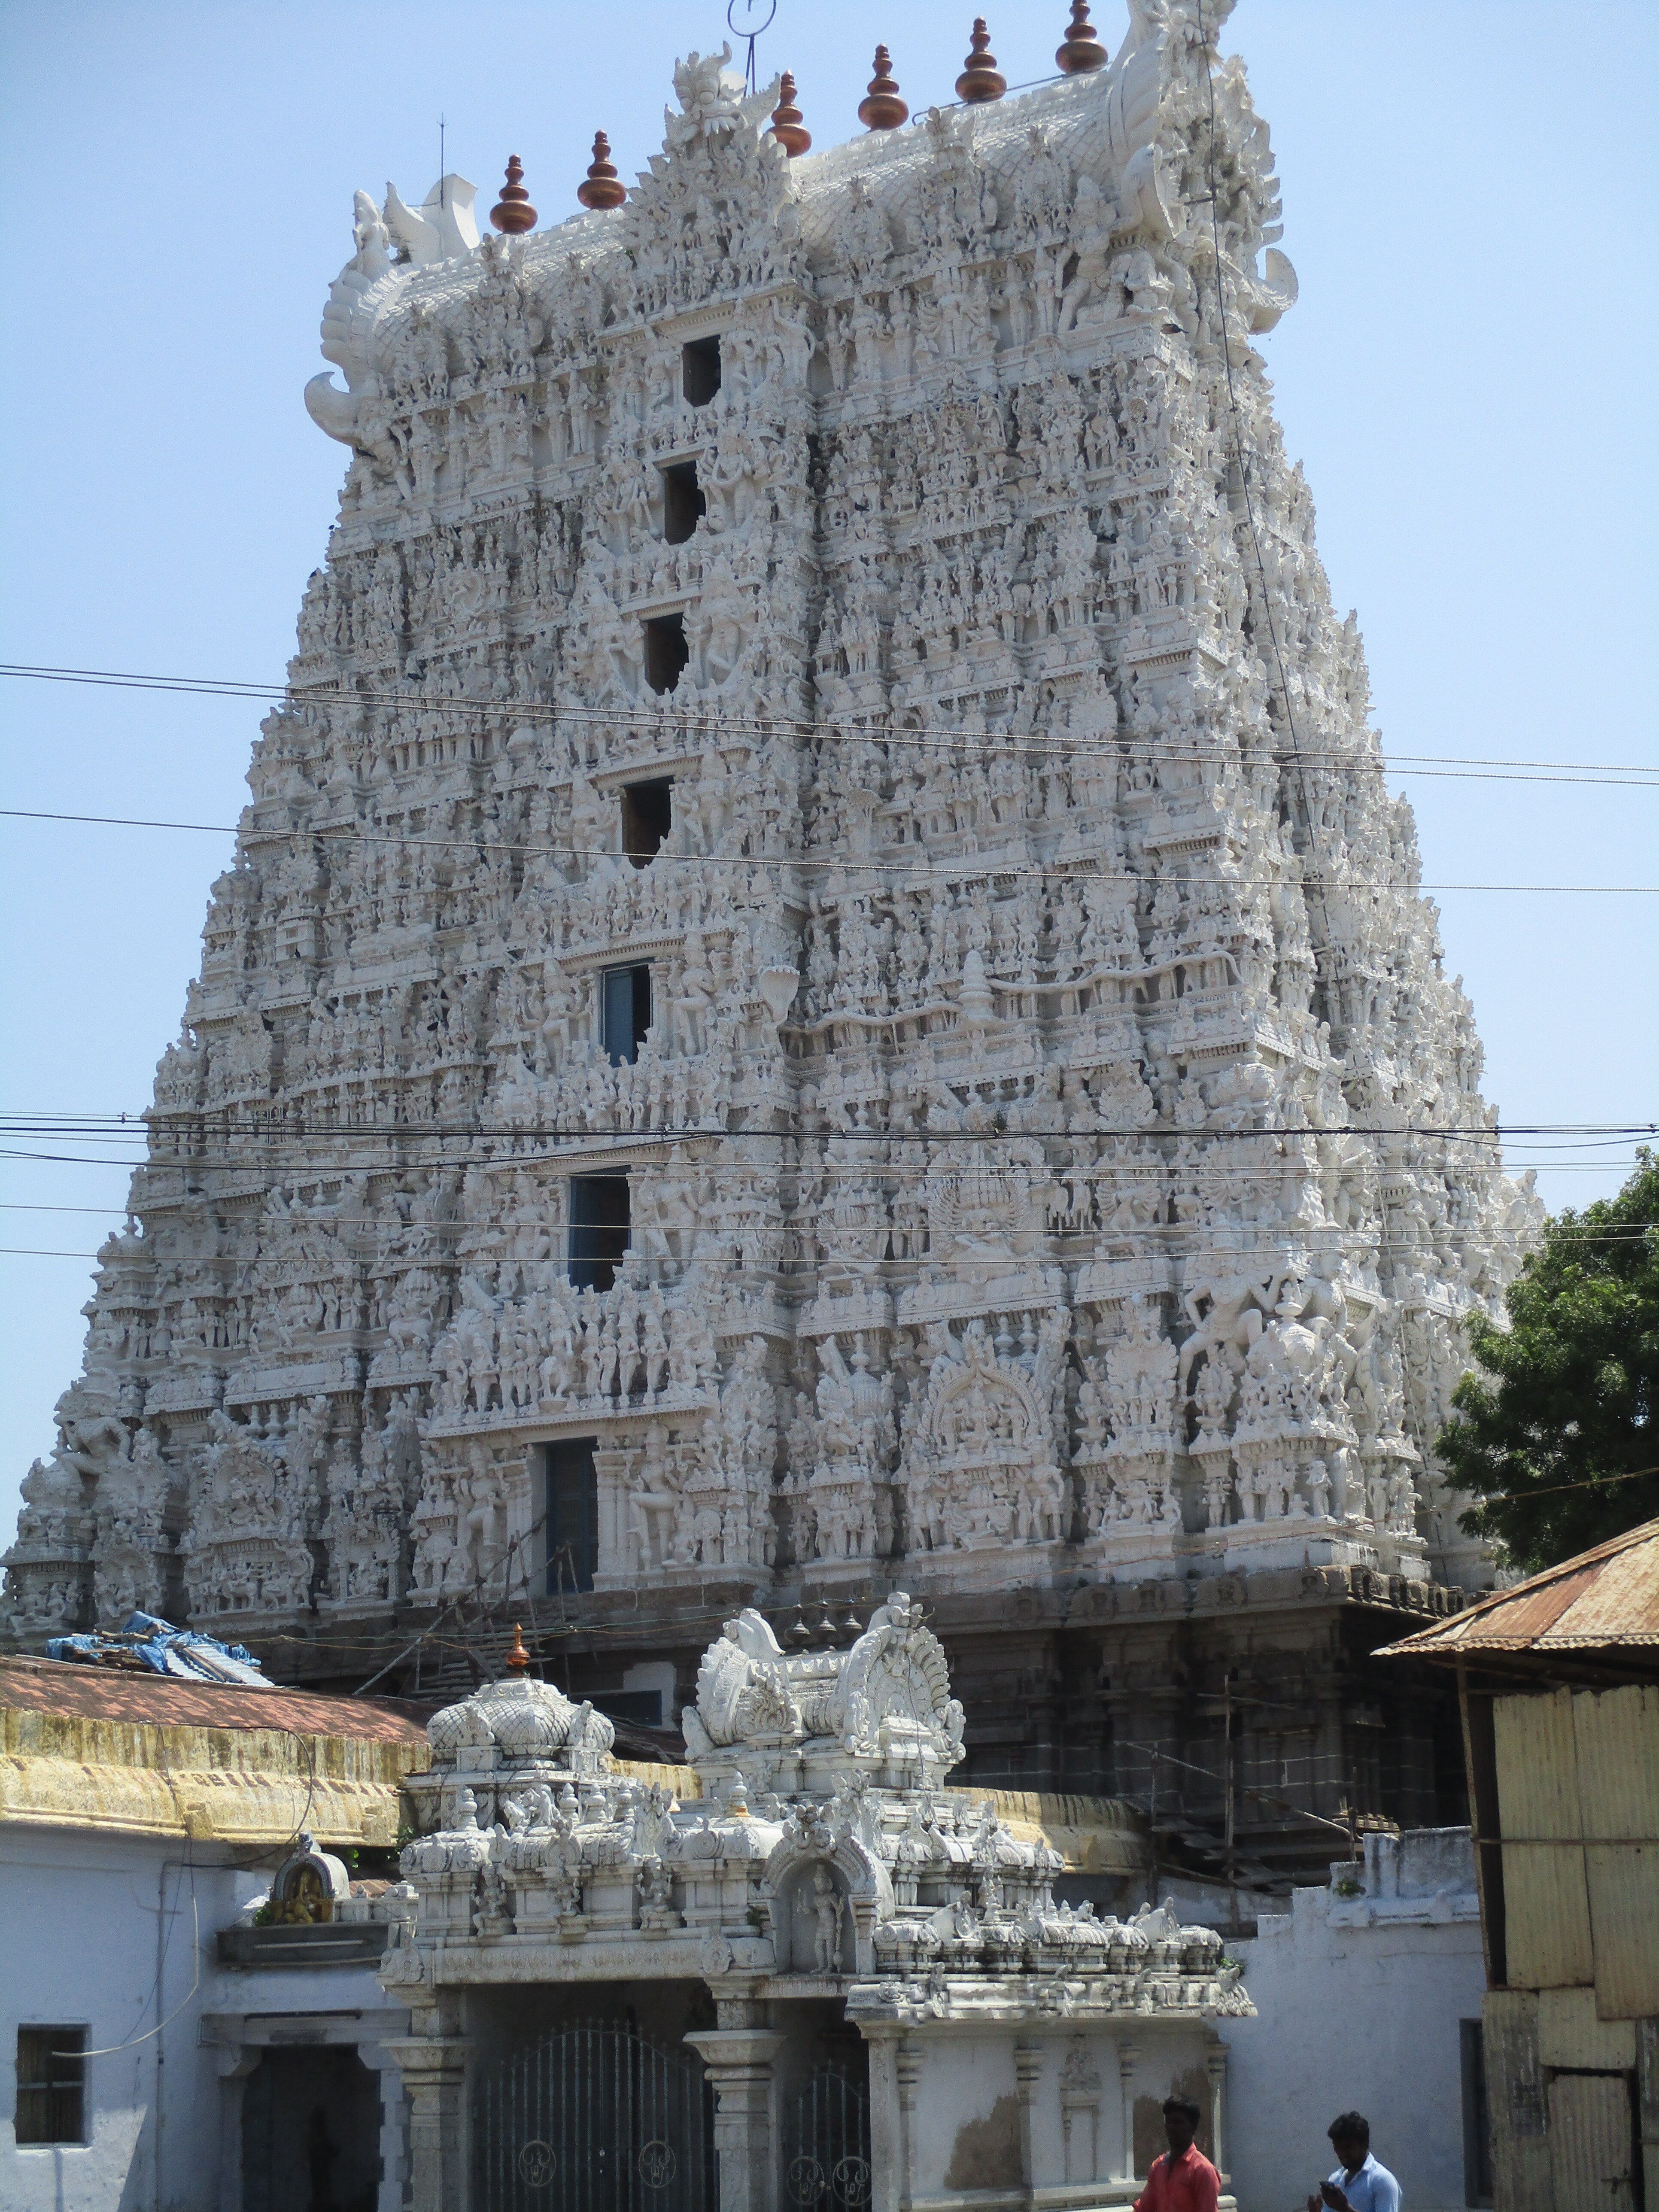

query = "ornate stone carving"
(5, 2), (1540, 1640)
(389, 1609), (1243, 2030)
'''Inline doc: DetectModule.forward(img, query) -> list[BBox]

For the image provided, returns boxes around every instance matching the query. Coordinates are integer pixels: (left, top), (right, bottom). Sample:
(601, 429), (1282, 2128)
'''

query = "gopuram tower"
(4, 3), (1540, 1874)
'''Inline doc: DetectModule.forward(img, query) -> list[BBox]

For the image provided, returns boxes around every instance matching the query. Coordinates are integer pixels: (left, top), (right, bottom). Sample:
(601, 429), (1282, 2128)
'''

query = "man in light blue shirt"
(1305, 2112), (1402, 2212)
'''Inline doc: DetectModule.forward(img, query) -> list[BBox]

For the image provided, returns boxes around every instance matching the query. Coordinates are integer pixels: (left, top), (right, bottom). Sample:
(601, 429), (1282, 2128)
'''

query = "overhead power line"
(5, 1224), (1650, 1263)
(2, 808), (1653, 894)
(3, 1106), (1654, 1141)
(1, 662), (1654, 781)
(8, 1115), (1649, 1143)
(3, 1107), (1649, 1139)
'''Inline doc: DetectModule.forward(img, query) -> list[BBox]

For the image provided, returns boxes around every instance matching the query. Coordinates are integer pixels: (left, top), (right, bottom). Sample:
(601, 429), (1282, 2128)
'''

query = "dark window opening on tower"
(644, 612), (688, 695)
(568, 1172), (630, 1293)
(621, 778), (673, 866)
(682, 334), (722, 407)
(602, 963), (651, 1064)
(660, 460), (705, 545)
(544, 1438), (599, 1594)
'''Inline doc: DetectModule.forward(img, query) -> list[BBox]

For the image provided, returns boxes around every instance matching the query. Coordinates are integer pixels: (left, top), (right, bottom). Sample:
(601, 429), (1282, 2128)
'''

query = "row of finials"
(485, 3), (1116, 232)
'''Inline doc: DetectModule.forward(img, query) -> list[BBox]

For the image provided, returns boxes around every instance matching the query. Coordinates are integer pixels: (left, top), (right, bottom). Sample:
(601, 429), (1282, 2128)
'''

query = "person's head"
(1328, 2113), (1370, 2171)
(1164, 2095), (1203, 2154)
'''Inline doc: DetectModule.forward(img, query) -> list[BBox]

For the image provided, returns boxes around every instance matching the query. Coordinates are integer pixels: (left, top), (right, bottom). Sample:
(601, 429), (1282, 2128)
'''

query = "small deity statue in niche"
(810, 1862), (845, 1975)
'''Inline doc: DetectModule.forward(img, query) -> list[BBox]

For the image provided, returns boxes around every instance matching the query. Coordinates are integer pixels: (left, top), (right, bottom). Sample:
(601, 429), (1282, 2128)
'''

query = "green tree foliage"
(1437, 1148), (1658, 1573)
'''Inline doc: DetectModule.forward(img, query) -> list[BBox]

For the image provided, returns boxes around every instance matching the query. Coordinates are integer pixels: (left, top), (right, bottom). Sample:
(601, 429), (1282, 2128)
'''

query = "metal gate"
(783, 2063), (872, 2210)
(474, 2021), (716, 2212)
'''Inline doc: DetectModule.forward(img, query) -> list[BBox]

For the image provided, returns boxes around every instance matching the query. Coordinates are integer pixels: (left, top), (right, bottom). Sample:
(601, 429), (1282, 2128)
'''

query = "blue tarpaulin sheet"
(46, 1610), (269, 1687)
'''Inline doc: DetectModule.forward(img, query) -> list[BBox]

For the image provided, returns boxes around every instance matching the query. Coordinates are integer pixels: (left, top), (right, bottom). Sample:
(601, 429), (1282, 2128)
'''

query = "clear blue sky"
(1, 1), (1654, 1547)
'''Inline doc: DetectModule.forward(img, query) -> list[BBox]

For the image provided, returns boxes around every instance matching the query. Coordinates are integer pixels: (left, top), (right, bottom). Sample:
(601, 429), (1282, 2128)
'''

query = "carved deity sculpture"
(810, 1862), (845, 1975)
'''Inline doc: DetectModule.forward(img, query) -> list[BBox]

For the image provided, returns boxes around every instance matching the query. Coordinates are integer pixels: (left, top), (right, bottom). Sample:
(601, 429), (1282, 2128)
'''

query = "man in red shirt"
(1135, 2094), (1221, 2212)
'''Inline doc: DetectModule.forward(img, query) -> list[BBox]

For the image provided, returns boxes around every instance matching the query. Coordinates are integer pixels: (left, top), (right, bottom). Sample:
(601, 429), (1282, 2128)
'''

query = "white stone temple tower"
(3, 2), (1540, 1867)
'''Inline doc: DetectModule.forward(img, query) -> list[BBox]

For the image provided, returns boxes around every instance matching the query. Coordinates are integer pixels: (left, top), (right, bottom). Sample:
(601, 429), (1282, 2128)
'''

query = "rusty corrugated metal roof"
(1379, 1518), (1659, 1663)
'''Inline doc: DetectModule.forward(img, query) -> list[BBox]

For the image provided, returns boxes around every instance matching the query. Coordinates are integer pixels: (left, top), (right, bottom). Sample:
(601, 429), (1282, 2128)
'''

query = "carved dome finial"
(1055, 0), (1109, 73)
(956, 19), (1006, 103)
(858, 46), (908, 132)
(769, 70), (812, 157)
(489, 155), (537, 234)
(577, 130), (626, 211)
(506, 1620), (530, 1671)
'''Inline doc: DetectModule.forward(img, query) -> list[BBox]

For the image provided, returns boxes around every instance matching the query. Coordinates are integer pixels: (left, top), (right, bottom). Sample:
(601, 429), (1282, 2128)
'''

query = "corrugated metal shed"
(1493, 1690), (1593, 1989)
(1379, 1517), (1659, 1664)
(1574, 1684), (1659, 2020)
(1547, 2073), (1640, 2212)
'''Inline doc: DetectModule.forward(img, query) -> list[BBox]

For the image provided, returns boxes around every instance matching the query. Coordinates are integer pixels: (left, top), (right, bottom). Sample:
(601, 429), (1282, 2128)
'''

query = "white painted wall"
(1223, 1832), (1486, 2212)
(0, 1826), (398, 2211)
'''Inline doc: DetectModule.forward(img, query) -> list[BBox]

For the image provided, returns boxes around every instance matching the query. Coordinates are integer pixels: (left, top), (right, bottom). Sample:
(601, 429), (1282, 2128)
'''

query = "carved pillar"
(848, 1893), (880, 1974)
(1205, 2039), (1228, 2179)
(381, 2034), (471, 2212)
(895, 2039), (921, 2205)
(358, 2042), (412, 2212)
(863, 2032), (910, 2212)
(1015, 2042), (1042, 2189)
(213, 2045), (261, 2212)
(1060, 2041), (1102, 2186)
(594, 1445), (632, 1577)
(1116, 2040), (1139, 2183)
(685, 2024), (784, 2212)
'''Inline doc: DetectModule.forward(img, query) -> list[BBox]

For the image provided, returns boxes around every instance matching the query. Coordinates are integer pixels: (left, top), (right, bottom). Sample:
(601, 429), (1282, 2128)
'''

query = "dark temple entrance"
(474, 2020), (716, 2212)
(242, 2043), (380, 2212)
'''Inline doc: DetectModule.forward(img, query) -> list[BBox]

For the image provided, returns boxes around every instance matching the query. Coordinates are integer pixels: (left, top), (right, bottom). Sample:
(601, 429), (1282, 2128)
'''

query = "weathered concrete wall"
(1, 1825), (398, 2211)
(1, 1826), (255, 2211)
(1225, 1833), (1486, 2212)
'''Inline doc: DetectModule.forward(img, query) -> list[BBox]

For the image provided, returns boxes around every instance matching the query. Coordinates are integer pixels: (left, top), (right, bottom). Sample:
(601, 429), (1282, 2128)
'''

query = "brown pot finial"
(506, 1622), (530, 1673)
(769, 70), (812, 157)
(577, 131), (626, 212)
(858, 46), (909, 131)
(956, 18), (1007, 103)
(489, 155), (537, 235)
(1056, 0), (1109, 73)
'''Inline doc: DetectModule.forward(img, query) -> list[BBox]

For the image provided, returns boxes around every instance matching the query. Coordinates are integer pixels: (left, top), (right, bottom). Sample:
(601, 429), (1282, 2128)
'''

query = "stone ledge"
(216, 1921), (390, 1966)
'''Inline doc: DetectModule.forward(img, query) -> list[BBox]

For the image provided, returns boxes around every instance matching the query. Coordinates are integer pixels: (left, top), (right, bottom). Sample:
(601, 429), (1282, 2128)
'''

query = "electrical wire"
(1114, 1735), (1353, 1840)
(3, 1167), (1649, 1216)
(1442, 1463), (1659, 1506)
(352, 1511), (548, 1695)
(0, 664), (1653, 781)
(3, 807), (1654, 890)
(69, 1882), (201, 2059)
(3, 1106), (1650, 1139)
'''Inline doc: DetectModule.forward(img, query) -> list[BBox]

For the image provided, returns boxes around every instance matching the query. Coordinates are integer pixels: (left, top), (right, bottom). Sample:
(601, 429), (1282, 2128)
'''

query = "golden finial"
(1056, 0), (1109, 74)
(769, 70), (812, 157)
(858, 46), (909, 132)
(505, 1622), (530, 1673)
(956, 20), (1007, 103)
(577, 131), (626, 211)
(489, 155), (537, 234)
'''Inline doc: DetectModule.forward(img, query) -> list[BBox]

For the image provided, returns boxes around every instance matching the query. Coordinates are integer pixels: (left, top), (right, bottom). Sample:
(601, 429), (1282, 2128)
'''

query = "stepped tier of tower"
(3, 6), (1540, 1653)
